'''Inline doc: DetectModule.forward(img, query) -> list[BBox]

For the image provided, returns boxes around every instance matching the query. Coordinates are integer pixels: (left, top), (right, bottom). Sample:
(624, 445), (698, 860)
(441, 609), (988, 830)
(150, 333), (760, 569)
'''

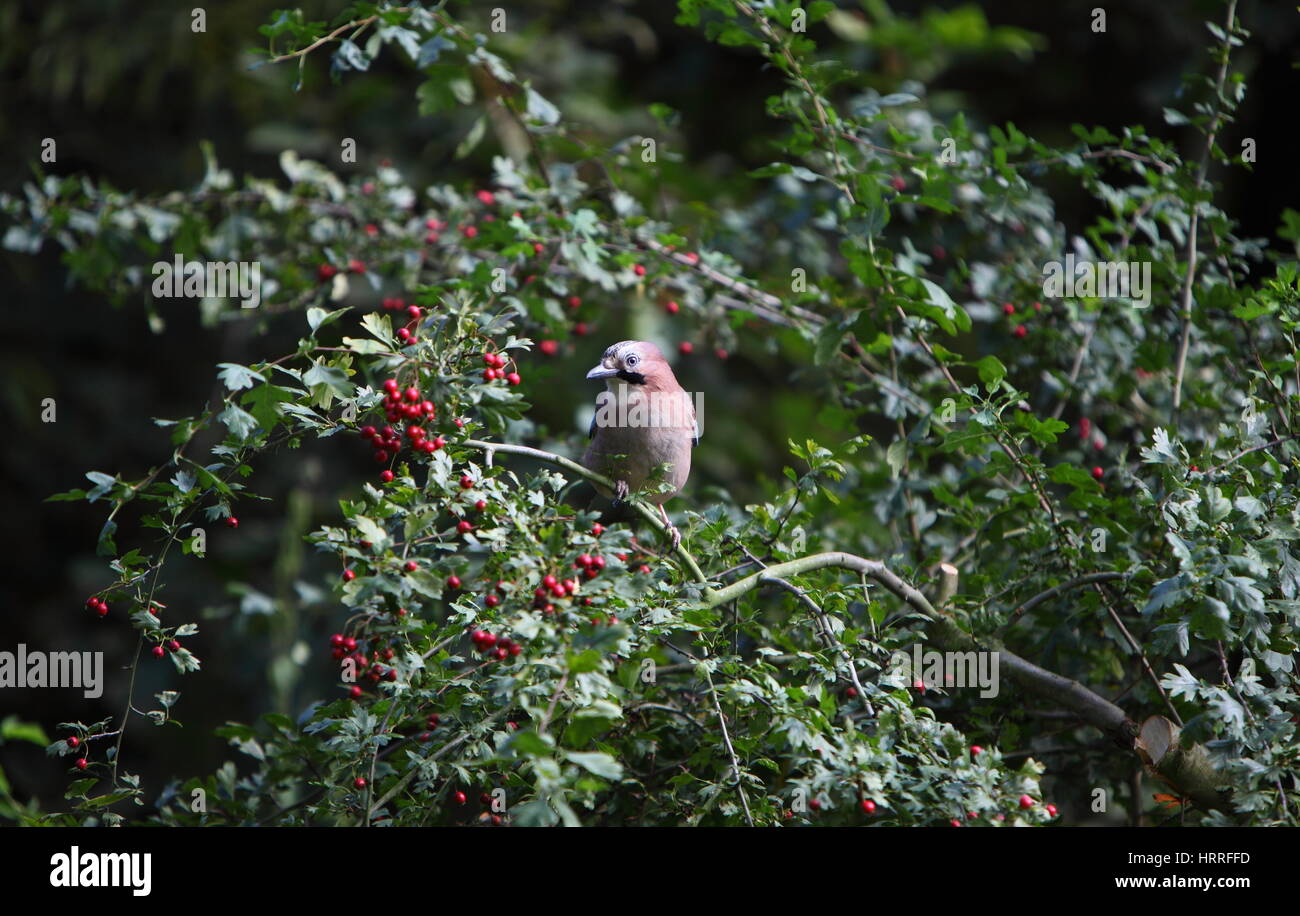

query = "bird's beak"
(586, 362), (619, 380)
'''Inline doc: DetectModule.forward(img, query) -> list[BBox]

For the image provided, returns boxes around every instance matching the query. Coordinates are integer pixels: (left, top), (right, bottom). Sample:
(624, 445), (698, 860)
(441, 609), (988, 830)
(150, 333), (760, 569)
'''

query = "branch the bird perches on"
(463, 437), (1237, 817)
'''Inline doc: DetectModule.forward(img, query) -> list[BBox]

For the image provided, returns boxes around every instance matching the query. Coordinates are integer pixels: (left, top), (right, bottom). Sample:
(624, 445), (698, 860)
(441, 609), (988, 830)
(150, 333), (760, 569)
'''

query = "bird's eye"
(626, 355), (639, 367)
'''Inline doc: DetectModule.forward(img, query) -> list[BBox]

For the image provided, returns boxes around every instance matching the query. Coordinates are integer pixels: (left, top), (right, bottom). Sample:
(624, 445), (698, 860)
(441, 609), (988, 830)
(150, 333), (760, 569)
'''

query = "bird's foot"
(657, 503), (681, 551)
(610, 479), (630, 508)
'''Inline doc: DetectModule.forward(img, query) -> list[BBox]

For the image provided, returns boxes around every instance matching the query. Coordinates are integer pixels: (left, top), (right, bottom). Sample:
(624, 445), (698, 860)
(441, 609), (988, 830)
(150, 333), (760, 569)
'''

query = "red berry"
(349, 685), (363, 699)
(485, 594), (500, 608)
(226, 516), (239, 529)
(809, 799), (821, 811)
(68, 736), (80, 749)
(167, 639), (180, 652)
(481, 368), (495, 382)
(543, 574), (558, 589)
(1033, 301), (1043, 312)
(406, 425), (425, 440)
(462, 225), (478, 239)
(861, 799), (876, 814)
(591, 523), (604, 536)
(342, 569), (357, 582)
(950, 819), (962, 827)
(95, 602), (108, 617)
(460, 475), (474, 489)
(678, 341), (693, 355)
(665, 300), (679, 315)
(317, 263), (337, 281)
(970, 745), (983, 756)
(476, 190), (496, 206)
(913, 678), (925, 692)
(354, 777), (367, 789)
(383, 379), (399, 394)
(567, 295), (581, 309)
(474, 499), (487, 511)
(348, 259), (366, 274)
(1002, 303), (1015, 316)
(380, 470), (394, 483)
(845, 687), (858, 698)
(1091, 466), (1103, 480)
(152, 645), (165, 658)
(539, 339), (558, 356)
(397, 328), (411, 342)
(1079, 417), (1092, 439)
(890, 175), (906, 191)
(638, 564), (651, 574)
(506, 372), (522, 385)
(454, 791), (467, 804)
(1013, 325), (1027, 339)
(1045, 804), (1058, 817)
(715, 348), (729, 360)
(76, 758), (87, 770)
(533, 242), (544, 255)
(457, 520), (473, 534)
(404, 561), (418, 573)
(633, 264), (646, 277)
(1019, 795), (1035, 809)
(447, 575), (461, 589)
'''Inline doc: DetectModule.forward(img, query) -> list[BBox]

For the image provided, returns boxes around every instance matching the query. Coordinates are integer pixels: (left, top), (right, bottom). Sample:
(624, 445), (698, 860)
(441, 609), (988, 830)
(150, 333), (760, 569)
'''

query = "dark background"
(1, 0), (1296, 817)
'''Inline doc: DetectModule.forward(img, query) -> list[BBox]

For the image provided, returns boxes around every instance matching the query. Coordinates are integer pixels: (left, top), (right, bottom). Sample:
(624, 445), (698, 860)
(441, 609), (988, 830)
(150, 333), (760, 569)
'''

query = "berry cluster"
(150, 638), (182, 659)
(84, 596), (109, 617)
(359, 378), (445, 475)
(480, 351), (521, 385)
(572, 553), (607, 580)
(469, 629), (523, 661)
(329, 633), (399, 687)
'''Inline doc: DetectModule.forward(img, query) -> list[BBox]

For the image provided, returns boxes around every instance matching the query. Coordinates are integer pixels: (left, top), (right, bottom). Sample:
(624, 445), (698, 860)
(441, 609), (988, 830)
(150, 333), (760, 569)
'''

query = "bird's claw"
(611, 479), (630, 508)
(666, 524), (681, 552)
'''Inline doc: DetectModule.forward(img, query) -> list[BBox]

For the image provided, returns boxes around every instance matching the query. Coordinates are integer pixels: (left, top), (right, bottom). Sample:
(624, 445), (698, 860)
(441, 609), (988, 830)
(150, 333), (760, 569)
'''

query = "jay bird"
(582, 340), (697, 549)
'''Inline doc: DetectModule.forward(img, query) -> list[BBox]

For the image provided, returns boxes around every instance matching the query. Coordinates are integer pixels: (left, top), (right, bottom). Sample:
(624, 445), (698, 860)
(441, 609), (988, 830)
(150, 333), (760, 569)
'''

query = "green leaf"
(307, 306), (349, 333)
(564, 751), (623, 780)
(975, 355), (1006, 391)
(217, 363), (266, 391)
(0, 716), (49, 747)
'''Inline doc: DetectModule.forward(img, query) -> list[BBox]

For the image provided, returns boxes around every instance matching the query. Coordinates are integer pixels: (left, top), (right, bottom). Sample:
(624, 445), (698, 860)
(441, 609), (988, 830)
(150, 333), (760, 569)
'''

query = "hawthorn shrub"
(4, 1), (1297, 826)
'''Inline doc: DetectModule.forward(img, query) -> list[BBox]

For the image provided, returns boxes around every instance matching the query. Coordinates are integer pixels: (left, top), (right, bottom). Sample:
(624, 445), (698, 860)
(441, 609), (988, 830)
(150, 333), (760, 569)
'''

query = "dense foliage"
(3, 0), (1296, 827)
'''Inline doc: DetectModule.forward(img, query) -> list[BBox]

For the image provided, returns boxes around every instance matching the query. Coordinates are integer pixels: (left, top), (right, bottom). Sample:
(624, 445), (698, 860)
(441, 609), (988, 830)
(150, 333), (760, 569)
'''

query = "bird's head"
(585, 340), (675, 388)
